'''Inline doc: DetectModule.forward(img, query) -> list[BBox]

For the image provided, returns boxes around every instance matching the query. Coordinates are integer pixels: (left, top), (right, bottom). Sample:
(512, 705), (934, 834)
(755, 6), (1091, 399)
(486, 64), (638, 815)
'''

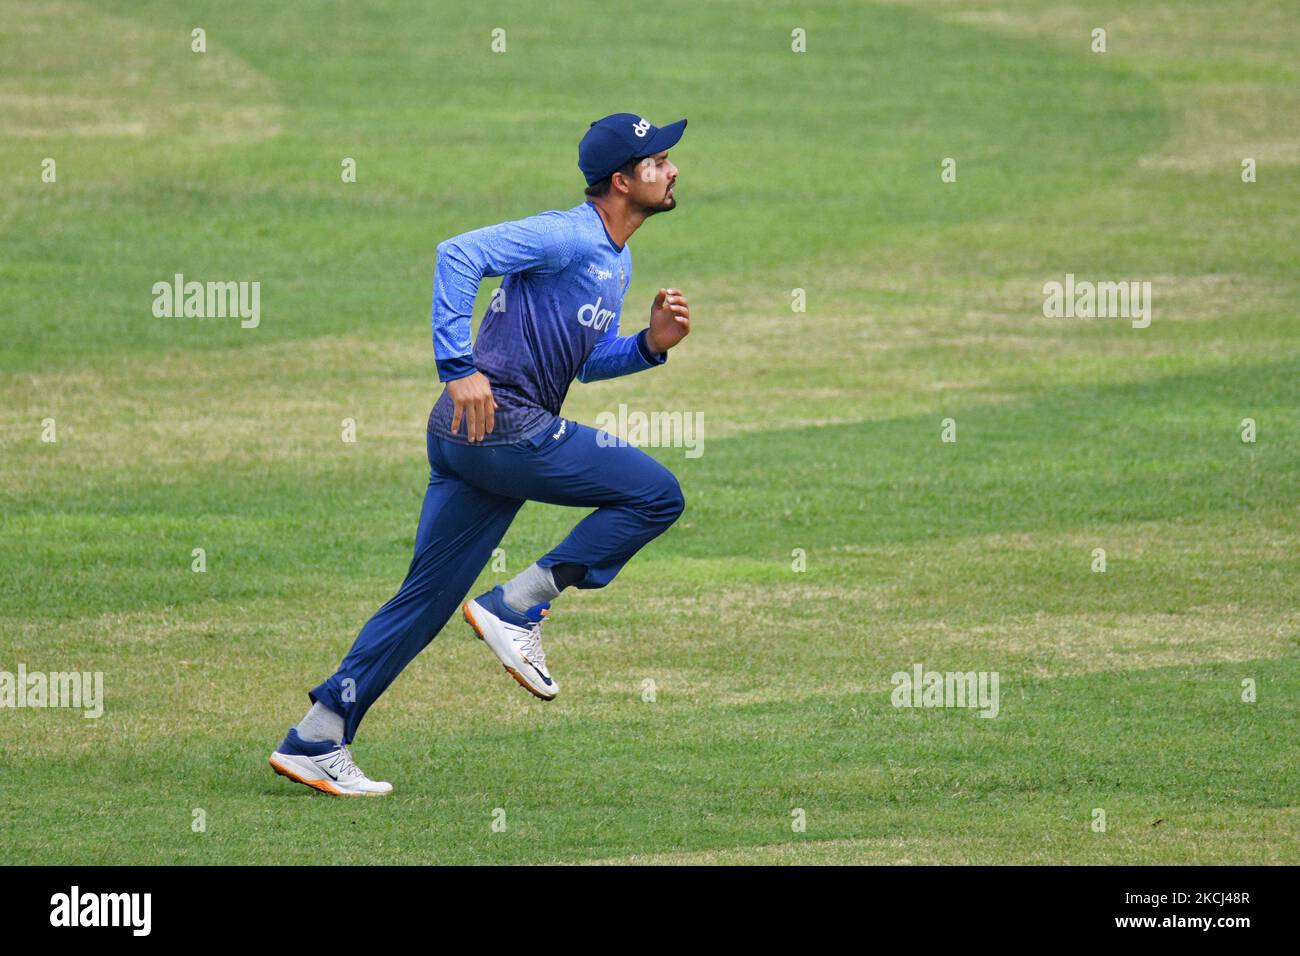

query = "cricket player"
(269, 113), (691, 795)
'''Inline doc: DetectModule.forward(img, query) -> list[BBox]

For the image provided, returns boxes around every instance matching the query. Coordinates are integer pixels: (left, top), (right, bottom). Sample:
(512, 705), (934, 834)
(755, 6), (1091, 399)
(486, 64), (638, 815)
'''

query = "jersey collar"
(584, 200), (625, 253)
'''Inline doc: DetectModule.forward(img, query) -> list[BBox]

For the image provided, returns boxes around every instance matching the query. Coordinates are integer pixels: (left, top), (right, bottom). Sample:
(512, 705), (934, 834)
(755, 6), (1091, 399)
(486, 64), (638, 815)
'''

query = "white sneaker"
(463, 585), (559, 700)
(269, 728), (393, 797)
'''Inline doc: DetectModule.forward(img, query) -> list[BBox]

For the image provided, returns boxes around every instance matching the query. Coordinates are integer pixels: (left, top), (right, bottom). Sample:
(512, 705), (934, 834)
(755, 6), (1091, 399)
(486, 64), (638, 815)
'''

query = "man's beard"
(637, 193), (677, 217)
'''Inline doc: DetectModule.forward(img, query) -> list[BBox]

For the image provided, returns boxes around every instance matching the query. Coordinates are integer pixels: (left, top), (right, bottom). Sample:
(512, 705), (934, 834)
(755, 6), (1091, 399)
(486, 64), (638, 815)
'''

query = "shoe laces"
(516, 609), (549, 670)
(328, 745), (363, 780)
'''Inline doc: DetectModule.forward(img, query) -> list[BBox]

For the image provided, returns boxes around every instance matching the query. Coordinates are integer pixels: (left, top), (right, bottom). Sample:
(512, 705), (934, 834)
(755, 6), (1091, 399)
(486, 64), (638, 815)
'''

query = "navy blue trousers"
(309, 415), (684, 743)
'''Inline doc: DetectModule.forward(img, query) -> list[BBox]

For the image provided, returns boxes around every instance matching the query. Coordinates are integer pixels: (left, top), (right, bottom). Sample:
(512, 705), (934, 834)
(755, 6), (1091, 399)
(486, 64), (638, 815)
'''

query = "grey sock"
(501, 562), (560, 613)
(297, 701), (345, 744)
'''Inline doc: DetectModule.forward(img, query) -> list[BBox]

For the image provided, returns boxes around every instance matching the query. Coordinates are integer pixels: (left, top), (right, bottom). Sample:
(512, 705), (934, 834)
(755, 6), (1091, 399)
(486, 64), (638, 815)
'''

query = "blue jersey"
(427, 200), (666, 444)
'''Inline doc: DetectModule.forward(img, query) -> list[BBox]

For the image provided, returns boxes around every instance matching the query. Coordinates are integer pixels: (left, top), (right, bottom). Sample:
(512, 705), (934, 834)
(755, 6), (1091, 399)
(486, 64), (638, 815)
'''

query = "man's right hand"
(447, 370), (496, 443)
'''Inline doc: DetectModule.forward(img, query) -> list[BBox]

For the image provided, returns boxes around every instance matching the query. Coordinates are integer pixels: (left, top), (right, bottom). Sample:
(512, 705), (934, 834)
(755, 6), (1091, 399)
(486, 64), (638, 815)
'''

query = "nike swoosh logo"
(316, 760), (340, 781)
(521, 659), (553, 686)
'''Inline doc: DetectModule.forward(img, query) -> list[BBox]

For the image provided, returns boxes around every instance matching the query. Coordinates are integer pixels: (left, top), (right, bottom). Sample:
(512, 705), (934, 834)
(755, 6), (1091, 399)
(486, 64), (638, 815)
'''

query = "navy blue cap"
(578, 113), (687, 186)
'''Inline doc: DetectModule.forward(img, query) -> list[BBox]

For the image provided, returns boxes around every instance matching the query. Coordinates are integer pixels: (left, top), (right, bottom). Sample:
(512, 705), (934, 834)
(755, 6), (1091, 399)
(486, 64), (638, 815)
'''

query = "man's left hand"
(647, 287), (691, 354)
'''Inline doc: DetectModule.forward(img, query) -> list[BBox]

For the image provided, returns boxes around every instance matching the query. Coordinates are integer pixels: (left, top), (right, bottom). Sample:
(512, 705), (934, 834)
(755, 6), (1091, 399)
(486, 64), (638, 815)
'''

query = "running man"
(269, 113), (691, 795)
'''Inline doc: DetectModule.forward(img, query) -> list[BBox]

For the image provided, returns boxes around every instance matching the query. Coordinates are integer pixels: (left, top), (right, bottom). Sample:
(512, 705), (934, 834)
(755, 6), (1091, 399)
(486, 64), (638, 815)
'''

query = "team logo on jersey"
(577, 296), (617, 332)
(632, 118), (650, 137)
(619, 265), (626, 290)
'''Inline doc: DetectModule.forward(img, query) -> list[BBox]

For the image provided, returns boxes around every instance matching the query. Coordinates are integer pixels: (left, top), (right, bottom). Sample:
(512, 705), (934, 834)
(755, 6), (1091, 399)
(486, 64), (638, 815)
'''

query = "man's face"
(623, 150), (678, 214)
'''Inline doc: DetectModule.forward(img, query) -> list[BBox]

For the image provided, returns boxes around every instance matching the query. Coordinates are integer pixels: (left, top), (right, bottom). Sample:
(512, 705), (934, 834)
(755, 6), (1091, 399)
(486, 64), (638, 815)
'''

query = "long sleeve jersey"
(427, 200), (666, 445)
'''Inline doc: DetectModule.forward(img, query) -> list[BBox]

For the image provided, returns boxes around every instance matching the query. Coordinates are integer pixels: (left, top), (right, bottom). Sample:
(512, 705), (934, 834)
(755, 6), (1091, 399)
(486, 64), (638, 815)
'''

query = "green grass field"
(2, 0), (1297, 864)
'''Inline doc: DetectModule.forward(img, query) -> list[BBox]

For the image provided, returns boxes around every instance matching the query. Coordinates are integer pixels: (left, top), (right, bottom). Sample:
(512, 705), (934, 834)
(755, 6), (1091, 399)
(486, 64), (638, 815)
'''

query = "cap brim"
(641, 118), (687, 156)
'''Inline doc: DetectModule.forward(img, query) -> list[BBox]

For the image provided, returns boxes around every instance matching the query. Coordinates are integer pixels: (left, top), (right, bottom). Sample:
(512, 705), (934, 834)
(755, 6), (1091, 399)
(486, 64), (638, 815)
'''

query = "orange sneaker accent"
(463, 602), (485, 640)
(463, 602), (556, 701)
(268, 755), (344, 796)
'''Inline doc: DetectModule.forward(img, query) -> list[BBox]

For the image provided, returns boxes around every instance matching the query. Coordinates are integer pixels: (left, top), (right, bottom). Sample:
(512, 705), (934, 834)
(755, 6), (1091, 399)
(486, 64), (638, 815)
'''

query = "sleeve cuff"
(436, 355), (477, 382)
(636, 329), (668, 367)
